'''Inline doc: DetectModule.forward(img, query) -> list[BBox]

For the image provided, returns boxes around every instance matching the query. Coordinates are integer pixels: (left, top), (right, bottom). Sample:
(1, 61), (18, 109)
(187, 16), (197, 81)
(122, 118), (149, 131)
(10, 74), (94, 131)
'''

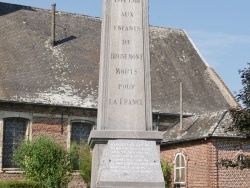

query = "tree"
(14, 135), (73, 188)
(230, 63), (250, 138)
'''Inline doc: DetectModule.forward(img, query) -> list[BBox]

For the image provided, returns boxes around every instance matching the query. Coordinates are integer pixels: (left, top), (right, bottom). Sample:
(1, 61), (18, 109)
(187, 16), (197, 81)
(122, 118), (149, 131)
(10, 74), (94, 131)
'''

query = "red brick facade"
(0, 103), (96, 186)
(161, 139), (250, 188)
(32, 117), (68, 146)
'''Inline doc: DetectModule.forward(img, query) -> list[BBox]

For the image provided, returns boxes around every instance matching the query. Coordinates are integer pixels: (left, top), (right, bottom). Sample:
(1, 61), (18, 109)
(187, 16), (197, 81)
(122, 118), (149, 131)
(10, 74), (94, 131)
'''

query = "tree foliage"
(237, 63), (250, 108)
(14, 135), (73, 188)
(230, 108), (250, 138)
(230, 63), (250, 138)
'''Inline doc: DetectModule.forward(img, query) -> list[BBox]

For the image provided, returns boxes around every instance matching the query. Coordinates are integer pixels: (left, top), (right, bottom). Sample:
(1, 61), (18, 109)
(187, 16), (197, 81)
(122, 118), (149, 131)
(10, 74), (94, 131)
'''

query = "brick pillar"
(210, 140), (218, 188)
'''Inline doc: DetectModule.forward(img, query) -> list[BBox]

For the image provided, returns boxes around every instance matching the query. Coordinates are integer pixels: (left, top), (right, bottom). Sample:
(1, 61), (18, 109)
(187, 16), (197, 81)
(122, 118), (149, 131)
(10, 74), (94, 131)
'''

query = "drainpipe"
(178, 82), (185, 135)
(180, 82), (183, 130)
(51, 3), (56, 46)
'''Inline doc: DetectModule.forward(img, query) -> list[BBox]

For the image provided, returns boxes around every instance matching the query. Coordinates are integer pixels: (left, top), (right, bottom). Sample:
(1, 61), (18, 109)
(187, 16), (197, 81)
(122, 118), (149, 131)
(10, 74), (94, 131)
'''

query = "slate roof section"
(162, 110), (241, 144)
(0, 2), (237, 114)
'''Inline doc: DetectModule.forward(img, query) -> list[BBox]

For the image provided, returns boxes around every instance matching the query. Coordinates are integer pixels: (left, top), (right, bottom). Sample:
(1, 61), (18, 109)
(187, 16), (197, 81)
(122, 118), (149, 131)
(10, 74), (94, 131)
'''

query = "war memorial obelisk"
(88, 0), (164, 187)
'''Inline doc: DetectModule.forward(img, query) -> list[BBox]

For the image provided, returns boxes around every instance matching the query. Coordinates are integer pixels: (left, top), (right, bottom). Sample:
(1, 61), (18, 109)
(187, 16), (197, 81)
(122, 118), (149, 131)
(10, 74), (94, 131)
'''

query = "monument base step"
(98, 181), (164, 188)
(88, 130), (163, 148)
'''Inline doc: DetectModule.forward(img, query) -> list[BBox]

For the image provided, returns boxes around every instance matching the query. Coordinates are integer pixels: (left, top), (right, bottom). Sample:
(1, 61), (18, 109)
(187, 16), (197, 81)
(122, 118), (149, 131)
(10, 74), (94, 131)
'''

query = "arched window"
(174, 153), (186, 185)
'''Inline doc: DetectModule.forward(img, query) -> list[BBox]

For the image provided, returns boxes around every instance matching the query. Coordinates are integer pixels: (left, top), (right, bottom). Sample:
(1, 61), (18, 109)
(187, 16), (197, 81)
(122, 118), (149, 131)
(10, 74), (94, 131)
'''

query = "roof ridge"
(207, 67), (239, 108)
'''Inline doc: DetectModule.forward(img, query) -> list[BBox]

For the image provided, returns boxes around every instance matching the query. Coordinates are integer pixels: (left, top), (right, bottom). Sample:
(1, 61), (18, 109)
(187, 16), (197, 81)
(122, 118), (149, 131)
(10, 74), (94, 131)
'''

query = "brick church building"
(0, 2), (249, 187)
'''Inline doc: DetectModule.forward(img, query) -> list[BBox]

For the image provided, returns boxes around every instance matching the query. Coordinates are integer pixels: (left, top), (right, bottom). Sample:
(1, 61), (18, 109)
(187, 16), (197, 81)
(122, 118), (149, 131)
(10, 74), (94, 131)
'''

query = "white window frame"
(174, 153), (186, 185)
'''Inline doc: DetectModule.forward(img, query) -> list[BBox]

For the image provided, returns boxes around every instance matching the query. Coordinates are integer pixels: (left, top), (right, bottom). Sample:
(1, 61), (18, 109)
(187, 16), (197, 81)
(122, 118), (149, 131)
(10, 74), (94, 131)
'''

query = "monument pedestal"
(89, 131), (165, 188)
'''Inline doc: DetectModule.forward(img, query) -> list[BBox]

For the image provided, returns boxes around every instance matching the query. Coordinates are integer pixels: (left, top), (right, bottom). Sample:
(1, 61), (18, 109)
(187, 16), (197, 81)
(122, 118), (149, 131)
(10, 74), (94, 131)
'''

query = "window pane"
(71, 122), (92, 144)
(3, 118), (27, 168)
(180, 168), (186, 182)
(176, 154), (180, 167)
(175, 169), (180, 182)
(180, 155), (185, 167)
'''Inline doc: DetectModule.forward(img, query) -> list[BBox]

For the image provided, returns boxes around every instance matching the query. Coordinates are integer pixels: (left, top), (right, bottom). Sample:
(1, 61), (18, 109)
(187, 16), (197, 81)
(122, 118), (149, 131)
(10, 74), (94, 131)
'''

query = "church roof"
(0, 2), (238, 115)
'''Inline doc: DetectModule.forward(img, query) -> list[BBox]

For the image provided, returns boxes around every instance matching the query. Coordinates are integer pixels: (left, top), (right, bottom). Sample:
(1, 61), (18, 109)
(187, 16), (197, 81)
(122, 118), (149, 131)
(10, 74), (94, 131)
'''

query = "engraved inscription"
(101, 140), (160, 177)
(111, 53), (143, 60)
(115, 68), (138, 75)
(113, 25), (141, 31)
(122, 40), (131, 45)
(118, 84), (135, 90)
(109, 98), (143, 105)
(121, 12), (134, 17)
(114, 0), (141, 3)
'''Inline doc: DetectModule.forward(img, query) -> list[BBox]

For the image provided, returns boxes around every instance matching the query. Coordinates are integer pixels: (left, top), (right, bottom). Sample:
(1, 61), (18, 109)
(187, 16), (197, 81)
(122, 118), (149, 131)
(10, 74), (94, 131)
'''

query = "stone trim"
(88, 130), (163, 148)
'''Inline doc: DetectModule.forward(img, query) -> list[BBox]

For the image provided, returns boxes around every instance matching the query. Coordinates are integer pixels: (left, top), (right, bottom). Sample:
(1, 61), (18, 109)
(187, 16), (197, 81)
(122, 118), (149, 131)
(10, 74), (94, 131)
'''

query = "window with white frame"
(70, 121), (93, 144)
(3, 117), (28, 168)
(174, 153), (186, 184)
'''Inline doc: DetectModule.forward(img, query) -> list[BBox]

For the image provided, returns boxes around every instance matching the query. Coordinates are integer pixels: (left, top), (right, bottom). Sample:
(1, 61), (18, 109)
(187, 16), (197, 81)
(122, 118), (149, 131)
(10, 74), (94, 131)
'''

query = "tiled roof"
(162, 110), (241, 143)
(0, 2), (236, 114)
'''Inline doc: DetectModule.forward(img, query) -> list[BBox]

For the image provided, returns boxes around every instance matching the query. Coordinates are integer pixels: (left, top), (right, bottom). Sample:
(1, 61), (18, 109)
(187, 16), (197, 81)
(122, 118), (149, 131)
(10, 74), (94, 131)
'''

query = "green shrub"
(14, 135), (73, 188)
(69, 142), (80, 170)
(78, 144), (92, 188)
(69, 142), (92, 188)
(161, 159), (173, 188)
(0, 180), (41, 188)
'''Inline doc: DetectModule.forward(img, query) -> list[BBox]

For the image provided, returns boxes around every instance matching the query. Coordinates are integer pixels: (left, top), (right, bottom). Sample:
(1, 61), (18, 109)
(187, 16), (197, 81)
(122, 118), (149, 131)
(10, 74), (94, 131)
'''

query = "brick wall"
(161, 140), (211, 188)
(32, 116), (68, 147)
(0, 173), (23, 181)
(215, 139), (250, 188)
(161, 139), (250, 188)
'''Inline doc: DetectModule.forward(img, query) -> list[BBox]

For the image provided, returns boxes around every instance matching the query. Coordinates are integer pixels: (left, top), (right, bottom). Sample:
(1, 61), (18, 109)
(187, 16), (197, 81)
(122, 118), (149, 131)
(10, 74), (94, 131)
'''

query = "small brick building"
(161, 111), (250, 188)
(0, 2), (247, 188)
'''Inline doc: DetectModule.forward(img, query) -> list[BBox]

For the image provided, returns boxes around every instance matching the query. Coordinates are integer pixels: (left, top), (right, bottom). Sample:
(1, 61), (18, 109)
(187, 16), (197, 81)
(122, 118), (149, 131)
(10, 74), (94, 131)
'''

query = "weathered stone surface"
(97, 140), (164, 188)
(97, 0), (152, 131)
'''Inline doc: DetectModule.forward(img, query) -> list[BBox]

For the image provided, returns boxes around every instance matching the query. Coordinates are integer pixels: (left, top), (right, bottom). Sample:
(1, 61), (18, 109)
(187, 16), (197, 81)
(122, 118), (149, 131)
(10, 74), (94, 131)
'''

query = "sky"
(2, 0), (250, 96)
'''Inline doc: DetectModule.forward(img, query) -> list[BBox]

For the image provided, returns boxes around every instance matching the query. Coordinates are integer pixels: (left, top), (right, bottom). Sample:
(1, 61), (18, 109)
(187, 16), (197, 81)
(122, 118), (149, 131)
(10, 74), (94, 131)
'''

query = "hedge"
(0, 180), (41, 188)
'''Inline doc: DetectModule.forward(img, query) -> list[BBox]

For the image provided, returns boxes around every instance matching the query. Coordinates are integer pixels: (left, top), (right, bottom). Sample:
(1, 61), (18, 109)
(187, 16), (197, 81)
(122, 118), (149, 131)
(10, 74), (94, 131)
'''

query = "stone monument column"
(89, 0), (164, 187)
